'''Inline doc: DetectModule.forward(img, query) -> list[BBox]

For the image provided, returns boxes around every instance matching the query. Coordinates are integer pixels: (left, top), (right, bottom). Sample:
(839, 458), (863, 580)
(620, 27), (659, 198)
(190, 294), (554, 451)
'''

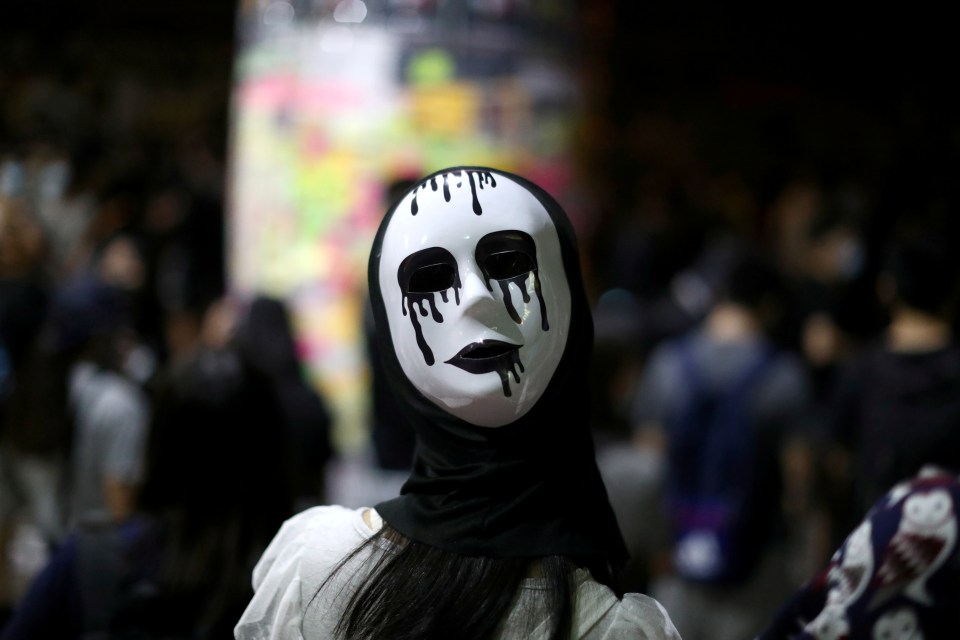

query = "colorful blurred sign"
(227, 0), (579, 450)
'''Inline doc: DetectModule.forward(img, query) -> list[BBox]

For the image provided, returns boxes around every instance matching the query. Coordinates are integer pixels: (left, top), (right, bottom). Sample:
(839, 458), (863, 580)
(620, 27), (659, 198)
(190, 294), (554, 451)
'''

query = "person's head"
(881, 234), (959, 319)
(94, 231), (146, 292)
(135, 346), (294, 636)
(716, 247), (785, 326)
(49, 275), (127, 368)
(373, 168), (575, 427)
(232, 295), (301, 379)
(139, 347), (292, 523)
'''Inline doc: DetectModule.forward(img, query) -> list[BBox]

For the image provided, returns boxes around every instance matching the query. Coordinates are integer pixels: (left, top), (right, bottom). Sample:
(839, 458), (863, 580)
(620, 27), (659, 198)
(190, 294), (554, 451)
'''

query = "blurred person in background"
(232, 295), (334, 509)
(92, 231), (159, 386)
(631, 246), (813, 640)
(0, 191), (53, 382)
(50, 272), (150, 528)
(0, 192), (63, 615)
(23, 138), (100, 282)
(588, 175), (719, 354)
(766, 179), (882, 573)
(0, 345), (295, 638)
(825, 231), (960, 541)
(136, 163), (226, 367)
(34, 228), (158, 531)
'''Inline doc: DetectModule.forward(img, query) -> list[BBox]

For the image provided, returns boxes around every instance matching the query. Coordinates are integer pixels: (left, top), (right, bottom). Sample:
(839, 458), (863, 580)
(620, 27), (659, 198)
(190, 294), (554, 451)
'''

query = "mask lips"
(445, 340), (525, 398)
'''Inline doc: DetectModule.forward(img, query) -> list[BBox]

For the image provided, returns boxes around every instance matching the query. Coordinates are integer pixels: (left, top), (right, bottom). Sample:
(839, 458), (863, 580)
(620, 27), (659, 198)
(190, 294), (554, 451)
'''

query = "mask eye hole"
(398, 247), (458, 295)
(482, 250), (534, 280)
(408, 263), (456, 293)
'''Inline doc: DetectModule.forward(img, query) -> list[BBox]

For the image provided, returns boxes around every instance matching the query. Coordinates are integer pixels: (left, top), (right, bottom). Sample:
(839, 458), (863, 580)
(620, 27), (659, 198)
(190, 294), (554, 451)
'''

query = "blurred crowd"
(585, 159), (960, 637)
(0, 168), (336, 634)
(0, 50), (335, 634)
(2, 16), (960, 640)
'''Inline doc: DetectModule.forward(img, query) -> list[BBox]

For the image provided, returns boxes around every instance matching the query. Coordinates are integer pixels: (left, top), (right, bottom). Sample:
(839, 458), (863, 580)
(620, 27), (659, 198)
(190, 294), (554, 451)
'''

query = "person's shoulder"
(251, 505), (369, 583)
(603, 593), (682, 640)
(260, 505), (374, 569)
(85, 368), (148, 413)
(241, 505), (375, 639)
(282, 504), (366, 533)
(571, 573), (681, 640)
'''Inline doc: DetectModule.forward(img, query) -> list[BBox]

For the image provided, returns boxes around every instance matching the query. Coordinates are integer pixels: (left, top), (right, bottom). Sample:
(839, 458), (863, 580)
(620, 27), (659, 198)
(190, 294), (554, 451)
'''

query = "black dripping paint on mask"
(445, 341), (525, 397)
(395, 231), (549, 395)
(497, 349), (524, 397)
(472, 347), (525, 398)
(401, 291), (439, 366)
(410, 169), (497, 216)
(476, 230), (549, 331)
(493, 274), (549, 330)
(397, 247), (462, 366)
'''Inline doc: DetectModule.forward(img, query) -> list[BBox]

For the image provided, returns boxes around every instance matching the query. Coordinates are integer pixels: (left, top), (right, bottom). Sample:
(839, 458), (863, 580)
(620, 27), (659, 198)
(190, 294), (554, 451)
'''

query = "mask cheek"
(517, 276), (565, 368)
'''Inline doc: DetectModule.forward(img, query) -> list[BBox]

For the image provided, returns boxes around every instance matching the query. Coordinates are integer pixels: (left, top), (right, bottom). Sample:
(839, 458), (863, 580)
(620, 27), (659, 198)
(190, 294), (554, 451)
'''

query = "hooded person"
(235, 167), (680, 640)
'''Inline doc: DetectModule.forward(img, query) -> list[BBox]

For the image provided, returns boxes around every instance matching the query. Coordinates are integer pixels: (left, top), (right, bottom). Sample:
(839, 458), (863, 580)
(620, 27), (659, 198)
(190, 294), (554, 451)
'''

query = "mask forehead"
(377, 169), (572, 427)
(387, 170), (554, 256)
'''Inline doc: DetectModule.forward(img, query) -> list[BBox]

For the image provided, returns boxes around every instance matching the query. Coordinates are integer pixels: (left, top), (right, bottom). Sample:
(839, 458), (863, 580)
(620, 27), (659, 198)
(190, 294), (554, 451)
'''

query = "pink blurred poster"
(227, 0), (579, 449)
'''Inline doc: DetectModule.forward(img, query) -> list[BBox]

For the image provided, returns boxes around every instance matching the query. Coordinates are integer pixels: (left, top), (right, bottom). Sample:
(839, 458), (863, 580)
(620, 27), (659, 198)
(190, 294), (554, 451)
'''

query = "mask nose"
(459, 268), (504, 324)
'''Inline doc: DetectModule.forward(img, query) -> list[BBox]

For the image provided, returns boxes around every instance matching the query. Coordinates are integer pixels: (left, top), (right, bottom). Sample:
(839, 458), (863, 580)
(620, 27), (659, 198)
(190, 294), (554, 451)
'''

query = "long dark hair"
(316, 523), (620, 640)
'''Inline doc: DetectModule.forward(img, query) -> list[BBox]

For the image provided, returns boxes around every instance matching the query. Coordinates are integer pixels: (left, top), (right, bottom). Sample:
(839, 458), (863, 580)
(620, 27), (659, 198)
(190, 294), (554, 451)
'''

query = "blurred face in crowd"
(377, 170), (572, 428)
(98, 235), (145, 290)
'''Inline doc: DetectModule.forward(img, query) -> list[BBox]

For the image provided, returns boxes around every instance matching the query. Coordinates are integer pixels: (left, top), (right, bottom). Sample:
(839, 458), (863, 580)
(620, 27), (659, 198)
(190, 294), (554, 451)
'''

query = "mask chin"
(431, 379), (527, 427)
(378, 169), (572, 428)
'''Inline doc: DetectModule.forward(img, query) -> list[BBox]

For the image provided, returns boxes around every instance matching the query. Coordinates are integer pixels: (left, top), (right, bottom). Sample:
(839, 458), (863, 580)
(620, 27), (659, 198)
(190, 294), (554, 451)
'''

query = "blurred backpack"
(665, 338), (776, 584)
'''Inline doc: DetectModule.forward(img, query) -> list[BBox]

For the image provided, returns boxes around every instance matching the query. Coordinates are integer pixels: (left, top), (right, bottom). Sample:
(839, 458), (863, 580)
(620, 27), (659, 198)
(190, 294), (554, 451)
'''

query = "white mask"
(377, 169), (572, 427)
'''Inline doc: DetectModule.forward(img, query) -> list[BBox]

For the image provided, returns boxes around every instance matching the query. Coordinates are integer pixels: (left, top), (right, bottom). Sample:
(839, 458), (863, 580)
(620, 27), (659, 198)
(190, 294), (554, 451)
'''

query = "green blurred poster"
(227, 0), (578, 449)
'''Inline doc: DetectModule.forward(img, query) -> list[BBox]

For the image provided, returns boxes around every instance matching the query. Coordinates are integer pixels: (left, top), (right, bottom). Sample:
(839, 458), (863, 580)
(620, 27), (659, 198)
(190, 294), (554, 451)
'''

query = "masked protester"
(235, 167), (681, 640)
